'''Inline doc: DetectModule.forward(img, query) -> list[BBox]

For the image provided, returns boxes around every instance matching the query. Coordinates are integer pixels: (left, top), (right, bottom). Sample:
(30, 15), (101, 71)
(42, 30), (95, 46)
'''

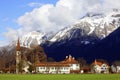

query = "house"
(116, 66), (120, 73)
(111, 61), (120, 73)
(92, 59), (109, 73)
(36, 55), (80, 74)
(22, 61), (31, 73)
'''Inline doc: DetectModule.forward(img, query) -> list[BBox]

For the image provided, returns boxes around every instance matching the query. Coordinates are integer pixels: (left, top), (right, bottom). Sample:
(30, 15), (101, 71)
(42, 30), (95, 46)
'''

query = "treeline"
(0, 46), (47, 73)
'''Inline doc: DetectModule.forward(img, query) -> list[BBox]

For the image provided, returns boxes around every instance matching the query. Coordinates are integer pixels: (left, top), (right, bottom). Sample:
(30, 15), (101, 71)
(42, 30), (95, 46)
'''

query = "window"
(101, 68), (103, 70)
(40, 67), (45, 69)
(76, 64), (79, 66)
(51, 67), (54, 70)
(55, 67), (58, 70)
(70, 64), (73, 66)
(64, 67), (69, 70)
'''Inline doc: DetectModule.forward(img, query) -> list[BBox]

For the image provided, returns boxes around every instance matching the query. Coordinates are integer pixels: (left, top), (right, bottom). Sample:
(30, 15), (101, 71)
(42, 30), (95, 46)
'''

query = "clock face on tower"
(16, 51), (21, 56)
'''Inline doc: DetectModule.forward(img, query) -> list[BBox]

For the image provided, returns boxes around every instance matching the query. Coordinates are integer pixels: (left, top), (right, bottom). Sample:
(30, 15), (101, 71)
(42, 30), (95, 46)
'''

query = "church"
(16, 38), (31, 73)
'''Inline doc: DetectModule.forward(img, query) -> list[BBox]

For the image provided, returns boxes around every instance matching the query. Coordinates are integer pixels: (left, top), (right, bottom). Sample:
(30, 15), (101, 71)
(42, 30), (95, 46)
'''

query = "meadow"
(0, 74), (120, 80)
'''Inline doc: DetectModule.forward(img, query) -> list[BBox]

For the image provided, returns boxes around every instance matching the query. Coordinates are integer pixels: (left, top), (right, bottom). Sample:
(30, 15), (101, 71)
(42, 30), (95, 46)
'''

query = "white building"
(92, 60), (109, 73)
(36, 55), (80, 74)
(116, 66), (120, 73)
(111, 65), (120, 73)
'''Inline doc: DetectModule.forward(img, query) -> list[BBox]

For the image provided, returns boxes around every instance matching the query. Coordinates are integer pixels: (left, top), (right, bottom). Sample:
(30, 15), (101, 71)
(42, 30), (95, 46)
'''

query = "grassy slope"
(0, 74), (120, 80)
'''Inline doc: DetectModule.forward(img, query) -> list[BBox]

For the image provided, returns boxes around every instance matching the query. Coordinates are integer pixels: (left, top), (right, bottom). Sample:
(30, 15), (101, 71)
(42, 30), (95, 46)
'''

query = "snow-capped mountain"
(49, 11), (120, 45)
(1, 11), (120, 63)
(1, 11), (120, 48)
(42, 11), (120, 62)
(20, 31), (47, 48)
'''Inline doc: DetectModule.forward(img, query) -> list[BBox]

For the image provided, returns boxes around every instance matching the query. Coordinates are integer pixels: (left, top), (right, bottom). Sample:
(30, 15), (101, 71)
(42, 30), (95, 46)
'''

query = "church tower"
(16, 38), (21, 74)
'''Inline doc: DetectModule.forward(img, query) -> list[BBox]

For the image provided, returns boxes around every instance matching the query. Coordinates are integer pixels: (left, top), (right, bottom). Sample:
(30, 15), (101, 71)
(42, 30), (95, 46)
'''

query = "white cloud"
(4, 28), (18, 40)
(3, 0), (120, 46)
(27, 2), (43, 7)
(102, 0), (120, 13)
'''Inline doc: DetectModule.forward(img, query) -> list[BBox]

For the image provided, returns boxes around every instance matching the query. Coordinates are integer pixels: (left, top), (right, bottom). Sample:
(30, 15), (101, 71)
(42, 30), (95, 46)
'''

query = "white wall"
(70, 64), (80, 70)
(36, 66), (71, 74)
(117, 66), (120, 73)
(94, 64), (109, 73)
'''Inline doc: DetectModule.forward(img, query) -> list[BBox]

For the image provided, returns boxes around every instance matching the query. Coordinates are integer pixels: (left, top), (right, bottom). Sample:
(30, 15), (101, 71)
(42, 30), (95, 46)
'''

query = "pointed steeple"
(16, 38), (21, 51)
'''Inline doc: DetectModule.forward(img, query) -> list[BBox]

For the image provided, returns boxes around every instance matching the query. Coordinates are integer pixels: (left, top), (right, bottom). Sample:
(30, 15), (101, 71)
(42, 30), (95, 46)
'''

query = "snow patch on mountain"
(20, 31), (47, 48)
(88, 27), (95, 35)
(50, 27), (72, 42)
(49, 11), (120, 44)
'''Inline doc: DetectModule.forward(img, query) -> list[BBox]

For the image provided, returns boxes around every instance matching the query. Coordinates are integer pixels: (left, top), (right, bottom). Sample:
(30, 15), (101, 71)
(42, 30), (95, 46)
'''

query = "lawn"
(0, 74), (120, 80)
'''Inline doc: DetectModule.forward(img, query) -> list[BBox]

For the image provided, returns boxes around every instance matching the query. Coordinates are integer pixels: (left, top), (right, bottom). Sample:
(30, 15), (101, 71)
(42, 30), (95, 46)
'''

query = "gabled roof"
(36, 62), (69, 67)
(63, 55), (78, 64)
(36, 55), (79, 67)
(94, 59), (108, 66)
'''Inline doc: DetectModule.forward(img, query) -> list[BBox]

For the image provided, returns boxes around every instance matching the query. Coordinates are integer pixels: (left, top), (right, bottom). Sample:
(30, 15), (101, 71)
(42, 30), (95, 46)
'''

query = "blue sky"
(0, 0), (119, 46)
(0, 0), (58, 46)
(0, 0), (58, 33)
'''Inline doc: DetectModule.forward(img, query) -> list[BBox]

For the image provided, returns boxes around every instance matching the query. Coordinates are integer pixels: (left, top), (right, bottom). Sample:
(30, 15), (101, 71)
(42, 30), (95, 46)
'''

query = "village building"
(116, 66), (120, 73)
(16, 38), (31, 73)
(111, 61), (120, 73)
(36, 55), (80, 74)
(91, 59), (109, 73)
(16, 38), (21, 74)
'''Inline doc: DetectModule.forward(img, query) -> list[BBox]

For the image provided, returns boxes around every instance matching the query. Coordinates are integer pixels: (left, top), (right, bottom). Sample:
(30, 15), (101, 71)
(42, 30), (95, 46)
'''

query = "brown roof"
(94, 59), (107, 66)
(36, 55), (79, 67)
(63, 55), (78, 64)
(36, 62), (69, 67)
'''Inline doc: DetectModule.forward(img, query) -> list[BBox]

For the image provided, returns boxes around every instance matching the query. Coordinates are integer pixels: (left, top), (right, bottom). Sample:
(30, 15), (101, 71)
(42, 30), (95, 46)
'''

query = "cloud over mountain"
(4, 0), (120, 44)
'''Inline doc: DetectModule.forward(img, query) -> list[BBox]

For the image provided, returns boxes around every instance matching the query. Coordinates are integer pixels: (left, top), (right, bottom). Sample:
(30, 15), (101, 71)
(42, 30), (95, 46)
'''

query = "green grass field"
(0, 74), (120, 80)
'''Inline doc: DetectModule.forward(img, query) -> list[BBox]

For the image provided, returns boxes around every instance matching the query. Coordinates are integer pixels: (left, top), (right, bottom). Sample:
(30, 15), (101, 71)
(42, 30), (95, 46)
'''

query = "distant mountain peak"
(49, 11), (120, 45)
(84, 12), (104, 18)
(20, 31), (47, 48)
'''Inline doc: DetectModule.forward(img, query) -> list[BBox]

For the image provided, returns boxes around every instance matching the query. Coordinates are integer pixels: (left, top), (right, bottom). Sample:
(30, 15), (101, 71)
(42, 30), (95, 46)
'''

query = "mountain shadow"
(42, 27), (120, 63)
(90, 27), (120, 63)
(42, 28), (100, 63)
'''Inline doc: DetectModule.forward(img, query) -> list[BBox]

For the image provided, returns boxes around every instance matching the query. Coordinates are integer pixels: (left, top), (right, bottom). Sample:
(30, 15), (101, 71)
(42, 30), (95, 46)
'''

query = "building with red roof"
(92, 59), (109, 73)
(36, 55), (80, 74)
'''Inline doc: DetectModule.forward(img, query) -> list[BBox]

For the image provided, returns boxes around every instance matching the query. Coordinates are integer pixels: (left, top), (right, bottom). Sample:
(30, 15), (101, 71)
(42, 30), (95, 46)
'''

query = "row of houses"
(15, 39), (120, 74)
(35, 55), (120, 74)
